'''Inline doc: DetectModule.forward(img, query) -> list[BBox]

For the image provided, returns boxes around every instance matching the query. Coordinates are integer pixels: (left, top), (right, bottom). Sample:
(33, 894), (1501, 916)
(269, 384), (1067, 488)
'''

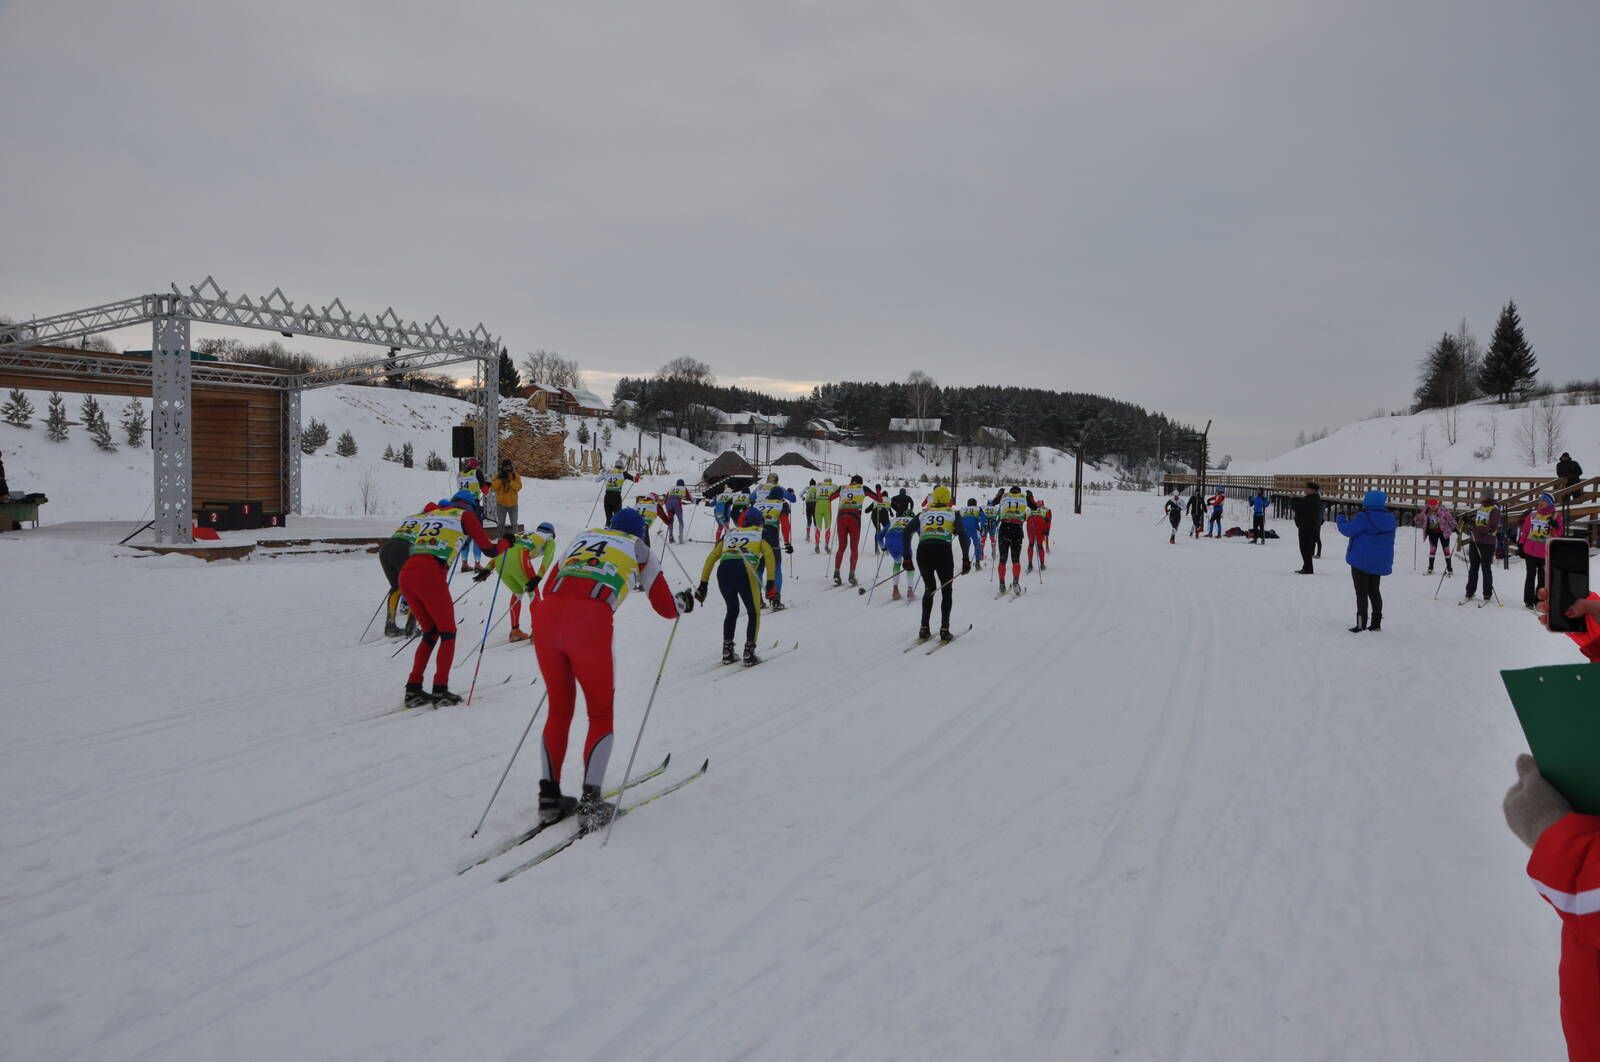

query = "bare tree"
(1537, 396), (1567, 464)
(1417, 422), (1430, 463)
(1476, 411), (1500, 460)
(357, 467), (380, 515)
(905, 370), (937, 450)
(1514, 405), (1539, 467)
(1436, 402), (1460, 446)
(521, 350), (583, 390)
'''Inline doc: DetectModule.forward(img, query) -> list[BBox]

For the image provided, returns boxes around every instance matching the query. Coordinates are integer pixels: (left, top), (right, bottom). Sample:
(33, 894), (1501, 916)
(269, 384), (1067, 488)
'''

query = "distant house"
(700, 450), (759, 489)
(722, 411), (783, 435)
(974, 425), (1017, 447)
(513, 382), (564, 408)
(772, 450), (823, 472)
(805, 417), (846, 441)
(558, 386), (611, 418)
(884, 417), (957, 445)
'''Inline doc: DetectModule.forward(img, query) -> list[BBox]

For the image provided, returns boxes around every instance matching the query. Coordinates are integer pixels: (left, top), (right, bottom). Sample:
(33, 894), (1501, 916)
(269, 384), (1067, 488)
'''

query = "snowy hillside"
(0, 486), (1572, 1059)
(1234, 396), (1600, 478)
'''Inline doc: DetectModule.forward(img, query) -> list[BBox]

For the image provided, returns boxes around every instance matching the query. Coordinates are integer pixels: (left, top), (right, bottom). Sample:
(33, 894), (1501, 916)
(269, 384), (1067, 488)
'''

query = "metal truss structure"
(0, 278), (500, 543)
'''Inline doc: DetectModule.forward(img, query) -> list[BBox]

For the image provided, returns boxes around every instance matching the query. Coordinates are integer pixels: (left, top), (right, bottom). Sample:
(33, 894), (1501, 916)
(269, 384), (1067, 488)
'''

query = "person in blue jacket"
(1248, 489), (1271, 544)
(959, 498), (986, 570)
(877, 510), (916, 599)
(1336, 489), (1397, 632)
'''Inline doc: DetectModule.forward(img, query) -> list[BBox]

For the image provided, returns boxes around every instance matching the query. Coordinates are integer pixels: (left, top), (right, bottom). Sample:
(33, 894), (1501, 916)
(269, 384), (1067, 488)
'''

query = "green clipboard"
(1503, 664), (1600, 814)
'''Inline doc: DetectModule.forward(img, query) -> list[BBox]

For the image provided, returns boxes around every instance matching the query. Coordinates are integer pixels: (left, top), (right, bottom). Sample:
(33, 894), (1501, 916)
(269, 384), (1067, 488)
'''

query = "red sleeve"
(779, 511), (792, 543)
(461, 511), (502, 555)
(645, 571), (679, 618)
(1570, 593), (1600, 663)
(1530, 813), (1600, 950)
(520, 550), (537, 584)
(828, 488), (841, 502)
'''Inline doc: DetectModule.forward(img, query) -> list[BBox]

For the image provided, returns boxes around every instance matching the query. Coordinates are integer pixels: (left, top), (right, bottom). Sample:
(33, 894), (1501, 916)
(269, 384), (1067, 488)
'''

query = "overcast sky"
(2, 1), (1594, 459)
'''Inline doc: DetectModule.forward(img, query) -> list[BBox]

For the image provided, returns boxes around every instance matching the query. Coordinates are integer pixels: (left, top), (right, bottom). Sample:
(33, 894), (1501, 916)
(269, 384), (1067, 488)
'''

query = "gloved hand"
(765, 584), (777, 601)
(528, 574), (541, 597)
(676, 589), (696, 615)
(695, 581), (708, 603)
(784, 542), (793, 555)
(962, 557), (971, 575)
(1504, 753), (1571, 849)
(472, 568), (493, 583)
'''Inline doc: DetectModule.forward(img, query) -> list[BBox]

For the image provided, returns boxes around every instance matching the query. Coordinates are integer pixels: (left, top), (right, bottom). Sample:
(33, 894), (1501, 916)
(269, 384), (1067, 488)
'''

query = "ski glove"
(472, 568), (494, 583)
(695, 581), (708, 603)
(961, 558), (971, 575)
(1504, 753), (1571, 849)
(784, 542), (793, 554)
(765, 584), (778, 601)
(675, 589), (696, 615)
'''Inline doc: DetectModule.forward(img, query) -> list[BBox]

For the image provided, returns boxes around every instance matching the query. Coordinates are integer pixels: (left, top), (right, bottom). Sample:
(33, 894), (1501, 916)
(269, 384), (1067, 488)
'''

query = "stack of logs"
(466, 393), (571, 479)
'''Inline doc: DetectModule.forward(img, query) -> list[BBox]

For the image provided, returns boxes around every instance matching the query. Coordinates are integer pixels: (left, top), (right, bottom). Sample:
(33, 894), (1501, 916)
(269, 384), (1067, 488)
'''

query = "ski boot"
(722, 641), (738, 665)
(403, 683), (433, 709)
(1368, 616), (1382, 632)
(833, 571), (842, 587)
(1348, 621), (1366, 633)
(997, 578), (1007, 593)
(940, 626), (953, 643)
(1026, 563), (1034, 573)
(742, 642), (761, 667)
(384, 620), (403, 638)
(891, 585), (902, 601)
(918, 625), (932, 642)
(431, 686), (463, 706)
(539, 779), (577, 825)
(1013, 583), (1023, 597)
(508, 628), (529, 643)
(848, 571), (858, 587)
(577, 785), (617, 830)
(769, 594), (785, 611)
(1427, 559), (1435, 574)
(403, 616), (417, 637)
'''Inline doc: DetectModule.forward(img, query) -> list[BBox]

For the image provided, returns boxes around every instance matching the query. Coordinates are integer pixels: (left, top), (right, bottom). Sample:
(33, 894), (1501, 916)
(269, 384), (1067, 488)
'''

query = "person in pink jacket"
(1518, 492), (1565, 610)
(1413, 498), (1456, 576)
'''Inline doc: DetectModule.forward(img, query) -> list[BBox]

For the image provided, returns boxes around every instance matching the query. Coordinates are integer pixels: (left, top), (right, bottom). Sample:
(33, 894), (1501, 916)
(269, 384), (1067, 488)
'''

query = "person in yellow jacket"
(696, 508), (777, 666)
(490, 458), (522, 534)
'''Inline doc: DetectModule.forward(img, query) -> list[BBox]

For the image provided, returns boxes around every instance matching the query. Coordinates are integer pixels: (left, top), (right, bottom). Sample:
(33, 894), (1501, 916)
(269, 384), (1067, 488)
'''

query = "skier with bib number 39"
(903, 485), (971, 642)
(532, 507), (694, 830)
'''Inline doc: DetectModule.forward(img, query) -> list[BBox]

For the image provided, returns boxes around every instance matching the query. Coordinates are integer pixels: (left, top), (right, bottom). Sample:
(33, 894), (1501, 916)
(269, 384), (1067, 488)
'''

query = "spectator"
(1517, 492), (1564, 610)
(1556, 451), (1583, 491)
(1503, 589), (1600, 1061)
(1248, 489), (1270, 544)
(491, 459), (522, 534)
(1291, 481), (1322, 574)
(1335, 488), (1395, 632)
(1462, 489), (1503, 605)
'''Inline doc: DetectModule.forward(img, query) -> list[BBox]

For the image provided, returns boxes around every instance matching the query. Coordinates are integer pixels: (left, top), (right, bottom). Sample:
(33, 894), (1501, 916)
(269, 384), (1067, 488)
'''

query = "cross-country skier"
(533, 507), (693, 829)
(890, 485), (914, 517)
(829, 475), (884, 586)
(878, 510), (916, 599)
(1164, 493), (1183, 544)
(1025, 498), (1050, 572)
(695, 507), (777, 666)
(399, 490), (511, 707)
(801, 479), (819, 542)
(602, 460), (637, 525)
(868, 489), (892, 555)
(1207, 490), (1226, 538)
(663, 480), (693, 543)
(1413, 497), (1455, 576)
(474, 521), (558, 642)
(379, 504), (431, 637)
(1518, 492), (1564, 610)
(727, 484), (752, 532)
(753, 485), (794, 609)
(1462, 490), (1502, 604)
(812, 476), (835, 554)
(993, 485), (1031, 594)
(634, 491), (663, 536)
(457, 458), (490, 572)
(1186, 490), (1205, 538)
(960, 498), (986, 568)
(982, 497), (1001, 555)
(902, 485), (972, 641)
(711, 481), (736, 541)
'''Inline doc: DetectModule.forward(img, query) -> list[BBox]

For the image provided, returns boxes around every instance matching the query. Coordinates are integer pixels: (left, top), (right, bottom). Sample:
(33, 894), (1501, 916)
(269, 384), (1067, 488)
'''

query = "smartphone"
(1547, 538), (1591, 634)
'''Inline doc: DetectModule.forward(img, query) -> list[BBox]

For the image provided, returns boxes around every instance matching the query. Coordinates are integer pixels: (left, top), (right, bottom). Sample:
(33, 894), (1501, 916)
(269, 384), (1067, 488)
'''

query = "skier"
(1413, 497), (1455, 576)
(475, 521), (558, 642)
(1186, 490), (1205, 539)
(993, 485), (1031, 594)
(961, 498), (987, 568)
(1025, 498), (1052, 571)
(663, 480), (692, 543)
(901, 485), (972, 641)
(1517, 492), (1564, 610)
(1462, 490), (1502, 605)
(812, 476), (835, 554)
(533, 507), (693, 828)
(634, 491), (663, 536)
(1335, 489), (1396, 632)
(752, 484), (794, 609)
(878, 509), (916, 599)
(1164, 493), (1183, 545)
(602, 460), (636, 525)
(801, 479), (819, 542)
(982, 497), (1001, 556)
(1207, 490), (1226, 538)
(711, 481), (737, 541)
(695, 507), (777, 665)
(398, 490), (511, 707)
(379, 503), (430, 637)
(1248, 489), (1270, 544)
(457, 458), (490, 572)
(828, 475), (884, 586)
(890, 485), (915, 517)
(868, 489), (892, 555)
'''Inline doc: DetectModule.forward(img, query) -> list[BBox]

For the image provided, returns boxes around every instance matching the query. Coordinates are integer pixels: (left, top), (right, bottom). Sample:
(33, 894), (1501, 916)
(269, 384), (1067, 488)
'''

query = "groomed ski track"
(0, 482), (1575, 1060)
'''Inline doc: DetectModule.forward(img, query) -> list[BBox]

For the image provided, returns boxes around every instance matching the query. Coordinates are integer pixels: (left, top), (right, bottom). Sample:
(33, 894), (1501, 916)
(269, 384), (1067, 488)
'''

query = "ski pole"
(601, 616), (680, 848)
(661, 537), (697, 587)
(469, 691), (548, 837)
(466, 566), (505, 705)
(359, 590), (390, 644)
(863, 549), (890, 604)
(584, 479), (607, 528)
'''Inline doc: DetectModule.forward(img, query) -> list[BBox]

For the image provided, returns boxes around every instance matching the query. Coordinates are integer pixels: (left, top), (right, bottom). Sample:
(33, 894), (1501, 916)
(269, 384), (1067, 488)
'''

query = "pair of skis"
(902, 623), (972, 655)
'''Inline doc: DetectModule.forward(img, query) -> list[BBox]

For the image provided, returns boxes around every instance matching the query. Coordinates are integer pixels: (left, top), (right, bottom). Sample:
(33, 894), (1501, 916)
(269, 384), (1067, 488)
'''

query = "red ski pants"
(399, 556), (457, 688)
(532, 591), (616, 789)
(834, 511), (863, 574)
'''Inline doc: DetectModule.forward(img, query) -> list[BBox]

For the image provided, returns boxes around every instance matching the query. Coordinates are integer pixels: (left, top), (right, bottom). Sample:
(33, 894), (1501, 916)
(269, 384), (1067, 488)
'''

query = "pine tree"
(601, 422), (613, 448)
(576, 421), (591, 446)
(121, 400), (147, 447)
(1413, 332), (1473, 410)
(383, 443), (397, 462)
(336, 430), (358, 457)
(301, 418), (330, 454)
(1479, 300), (1539, 401)
(426, 450), (447, 471)
(498, 346), (521, 398)
(2, 388), (35, 427)
(401, 442), (414, 468)
(89, 411), (118, 451)
(45, 392), (69, 442)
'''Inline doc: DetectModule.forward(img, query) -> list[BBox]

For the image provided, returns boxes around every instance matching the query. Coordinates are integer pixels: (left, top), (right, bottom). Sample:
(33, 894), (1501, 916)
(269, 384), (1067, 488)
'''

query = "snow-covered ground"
(0, 483), (1574, 1060)
(1234, 396), (1600, 479)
